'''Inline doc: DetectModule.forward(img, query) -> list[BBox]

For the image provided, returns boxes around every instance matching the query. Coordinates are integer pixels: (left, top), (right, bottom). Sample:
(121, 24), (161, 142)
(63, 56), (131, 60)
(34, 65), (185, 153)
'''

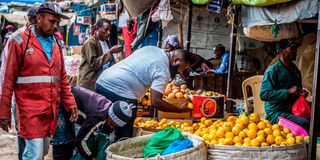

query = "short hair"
(214, 44), (225, 53)
(278, 39), (297, 50)
(96, 18), (111, 28)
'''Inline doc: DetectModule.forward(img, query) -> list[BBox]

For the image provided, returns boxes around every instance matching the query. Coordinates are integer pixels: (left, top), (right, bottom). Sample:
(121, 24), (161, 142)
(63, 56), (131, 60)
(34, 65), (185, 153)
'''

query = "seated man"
(51, 86), (136, 160)
(202, 44), (230, 74)
(260, 39), (309, 131)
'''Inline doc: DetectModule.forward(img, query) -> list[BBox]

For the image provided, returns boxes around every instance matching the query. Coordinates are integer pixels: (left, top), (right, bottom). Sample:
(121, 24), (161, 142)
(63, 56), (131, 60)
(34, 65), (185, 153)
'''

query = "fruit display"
(164, 82), (190, 99)
(134, 113), (308, 147)
(139, 90), (151, 106)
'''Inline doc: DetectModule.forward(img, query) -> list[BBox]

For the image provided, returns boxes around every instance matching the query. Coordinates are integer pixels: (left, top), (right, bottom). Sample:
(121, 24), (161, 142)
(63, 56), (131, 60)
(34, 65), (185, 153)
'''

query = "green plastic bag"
(192, 0), (212, 5)
(71, 132), (110, 160)
(143, 127), (183, 158)
(232, 0), (292, 6)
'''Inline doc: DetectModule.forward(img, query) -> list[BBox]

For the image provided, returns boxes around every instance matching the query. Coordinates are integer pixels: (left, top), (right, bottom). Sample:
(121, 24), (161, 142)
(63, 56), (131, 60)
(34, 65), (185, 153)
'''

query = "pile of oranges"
(134, 113), (308, 147)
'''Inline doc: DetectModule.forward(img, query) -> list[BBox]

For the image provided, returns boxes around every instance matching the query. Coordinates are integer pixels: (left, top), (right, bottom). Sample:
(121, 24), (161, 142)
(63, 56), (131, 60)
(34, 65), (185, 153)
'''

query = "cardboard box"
(192, 95), (225, 119)
(157, 98), (191, 119)
(137, 105), (155, 117)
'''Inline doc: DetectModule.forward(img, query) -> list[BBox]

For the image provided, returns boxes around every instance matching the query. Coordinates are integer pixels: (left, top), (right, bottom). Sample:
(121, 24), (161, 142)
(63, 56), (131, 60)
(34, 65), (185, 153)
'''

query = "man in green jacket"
(260, 39), (309, 131)
(78, 18), (122, 91)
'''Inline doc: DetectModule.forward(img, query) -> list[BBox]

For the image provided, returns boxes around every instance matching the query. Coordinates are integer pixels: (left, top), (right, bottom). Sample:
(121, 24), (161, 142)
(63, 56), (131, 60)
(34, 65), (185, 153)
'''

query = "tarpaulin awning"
(0, 12), (74, 26)
(0, 0), (44, 4)
(241, 0), (319, 27)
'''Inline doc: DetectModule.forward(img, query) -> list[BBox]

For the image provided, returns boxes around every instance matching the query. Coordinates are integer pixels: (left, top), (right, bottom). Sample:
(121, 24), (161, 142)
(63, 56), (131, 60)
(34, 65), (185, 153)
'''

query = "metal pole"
(226, 6), (239, 99)
(186, 0), (193, 51)
(308, 10), (320, 160)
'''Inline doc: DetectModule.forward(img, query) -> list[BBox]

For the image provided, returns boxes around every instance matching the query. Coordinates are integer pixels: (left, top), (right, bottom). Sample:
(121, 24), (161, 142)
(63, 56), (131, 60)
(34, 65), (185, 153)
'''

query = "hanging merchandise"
(243, 23), (298, 42)
(232, 0), (292, 6)
(73, 24), (81, 36)
(207, 0), (222, 13)
(151, 0), (174, 27)
(143, 127), (183, 158)
(192, 0), (213, 5)
(122, 0), (156, 17)
(241, 0), (319, 27)
(100, 3), (117, 24)
(78, 33), (86, 44)
(77, 16), (85, 24)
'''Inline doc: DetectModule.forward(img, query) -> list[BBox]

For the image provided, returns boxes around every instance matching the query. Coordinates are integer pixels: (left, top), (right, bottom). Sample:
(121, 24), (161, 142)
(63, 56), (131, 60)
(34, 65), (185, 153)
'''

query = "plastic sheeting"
(241, 0), (319, 27)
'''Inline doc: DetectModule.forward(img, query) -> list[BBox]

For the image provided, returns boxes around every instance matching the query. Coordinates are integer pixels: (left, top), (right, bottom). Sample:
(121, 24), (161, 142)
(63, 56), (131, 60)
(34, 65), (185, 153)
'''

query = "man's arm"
(59, 44), (78, 122)
(213, 54), (229, 74)
(260, 69), (288, 101)
(151, 89), (190, 112)
(0, 38), (22, 131)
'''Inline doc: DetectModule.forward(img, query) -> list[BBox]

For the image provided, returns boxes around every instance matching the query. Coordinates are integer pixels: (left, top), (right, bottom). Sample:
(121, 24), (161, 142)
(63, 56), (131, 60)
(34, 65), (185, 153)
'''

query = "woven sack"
(106, 132), (207, 160)
(207, 142), (307, 160)
(123, 0), (156, 17)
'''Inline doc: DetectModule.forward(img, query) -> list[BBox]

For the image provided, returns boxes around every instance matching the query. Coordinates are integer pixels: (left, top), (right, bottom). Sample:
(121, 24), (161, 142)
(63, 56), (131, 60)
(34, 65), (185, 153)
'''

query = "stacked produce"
(134, 113), (309, 147)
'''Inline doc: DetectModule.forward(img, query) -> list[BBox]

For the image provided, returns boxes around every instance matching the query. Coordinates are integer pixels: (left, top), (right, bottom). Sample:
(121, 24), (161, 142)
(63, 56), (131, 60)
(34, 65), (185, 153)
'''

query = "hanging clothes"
(122, 18), (137, 57)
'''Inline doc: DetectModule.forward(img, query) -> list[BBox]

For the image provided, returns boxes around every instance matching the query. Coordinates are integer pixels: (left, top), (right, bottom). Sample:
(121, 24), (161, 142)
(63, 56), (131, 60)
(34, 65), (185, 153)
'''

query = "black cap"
(37, 2), (69, 19)
(27, 6), (39, 18)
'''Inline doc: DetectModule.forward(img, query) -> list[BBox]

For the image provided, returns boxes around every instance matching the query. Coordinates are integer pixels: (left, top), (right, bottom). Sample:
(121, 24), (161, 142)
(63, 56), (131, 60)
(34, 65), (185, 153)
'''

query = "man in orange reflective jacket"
(0, 3), (78, 160)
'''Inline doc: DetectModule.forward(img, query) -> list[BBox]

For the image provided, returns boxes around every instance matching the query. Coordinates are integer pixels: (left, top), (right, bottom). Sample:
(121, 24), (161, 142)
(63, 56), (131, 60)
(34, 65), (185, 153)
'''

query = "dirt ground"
(0, 129), (52, 160)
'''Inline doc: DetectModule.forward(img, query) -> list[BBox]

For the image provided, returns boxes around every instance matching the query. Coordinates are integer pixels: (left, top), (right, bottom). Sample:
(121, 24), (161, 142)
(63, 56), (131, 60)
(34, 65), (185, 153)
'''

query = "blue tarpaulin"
(0, 0), (44, 4)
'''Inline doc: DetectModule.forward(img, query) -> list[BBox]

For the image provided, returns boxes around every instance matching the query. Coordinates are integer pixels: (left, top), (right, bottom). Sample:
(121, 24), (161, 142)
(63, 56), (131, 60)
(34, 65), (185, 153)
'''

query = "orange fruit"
(296, 136), (304, 144)
(286, 137), (295, 145)
(249, 113), (260, 123)
(273, 130), (281, 137)
(227, 116), (237, 123)
(264, 128), (273, 135)
(233, 136), (243, 144)
(248, 123), (259, 132)
(204, 119), (213, 127)
(201, 117), (207, 123)
(239, 130), (247, 139)
(235, 143), (242, 146)
(239, 116), (250, 126)
(244, 137), (251, 144)
(272, 124), (283, 131)
(225, 132), (234, 139)
(283, 128), (291, 134)
(247, 129), (257, 139)
(208, 133), (217, 141)
(232, 126), (241, 136)
(243, 142), (251, 147)
(216, 129), (225, 138)
(261, 142), (269, 147)
(251, 138), (261, 147)
(286, 133), (294, 139)
(192, 123), (200, 131)
(257, 130), (267, 138)
(275, 136), (284, 145)
(257, 121), (267, 130)
(210, 140), (218, 145)
(187, 103), (194, 109)
(256, 135), (266, 143)
(235, 123), (245, 130)
(225, 138), (234, 145)
(202, 133), (209, 140)
(219, 138), (226, 145)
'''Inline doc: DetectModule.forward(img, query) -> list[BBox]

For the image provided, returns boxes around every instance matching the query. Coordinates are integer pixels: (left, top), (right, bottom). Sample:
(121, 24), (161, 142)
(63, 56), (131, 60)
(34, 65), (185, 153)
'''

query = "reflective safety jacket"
(0, 26), (77, 139)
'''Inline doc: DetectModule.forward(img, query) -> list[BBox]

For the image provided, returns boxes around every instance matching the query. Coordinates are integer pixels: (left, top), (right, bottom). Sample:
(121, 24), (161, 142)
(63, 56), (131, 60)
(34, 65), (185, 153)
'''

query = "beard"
(170, 65), (179, 79)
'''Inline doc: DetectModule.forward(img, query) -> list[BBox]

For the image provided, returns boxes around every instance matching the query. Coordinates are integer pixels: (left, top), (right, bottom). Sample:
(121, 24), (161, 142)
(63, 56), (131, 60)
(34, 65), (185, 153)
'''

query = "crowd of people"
(0, 2), (311, 160)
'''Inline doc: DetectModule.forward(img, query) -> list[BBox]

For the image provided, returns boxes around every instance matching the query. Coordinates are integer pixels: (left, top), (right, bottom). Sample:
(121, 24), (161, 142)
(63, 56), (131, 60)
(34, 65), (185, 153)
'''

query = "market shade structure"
(0, 0), (44, 4)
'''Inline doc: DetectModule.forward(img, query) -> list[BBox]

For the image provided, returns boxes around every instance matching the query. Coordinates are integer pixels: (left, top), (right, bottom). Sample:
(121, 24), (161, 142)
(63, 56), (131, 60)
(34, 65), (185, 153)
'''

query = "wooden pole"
(308, 10), (320, 160)
(178, 22), (184, 48)
(186, 0), (193, 51)
(226, 6), (239, 99)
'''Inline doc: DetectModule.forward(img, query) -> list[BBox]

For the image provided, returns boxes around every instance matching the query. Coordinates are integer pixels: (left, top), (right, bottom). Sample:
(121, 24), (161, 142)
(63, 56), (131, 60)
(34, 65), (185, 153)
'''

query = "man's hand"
(179, 103), (193, 113)
(0, 120), (11, 132)
(288, 86), (300, 95)
(201, 63), (210, 72)
(69, 108), (78, 123)
(109, 45), (123, 54)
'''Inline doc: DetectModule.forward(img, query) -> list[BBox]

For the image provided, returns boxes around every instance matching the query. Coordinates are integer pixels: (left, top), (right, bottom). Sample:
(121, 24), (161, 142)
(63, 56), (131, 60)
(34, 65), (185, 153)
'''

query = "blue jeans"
(22, 137), (50, 160)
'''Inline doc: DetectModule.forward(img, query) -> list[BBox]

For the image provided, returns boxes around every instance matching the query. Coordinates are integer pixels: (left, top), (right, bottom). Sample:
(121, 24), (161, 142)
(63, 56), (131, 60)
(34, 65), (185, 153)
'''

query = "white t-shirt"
(99, 40), (109, 54)
(96, 46), (170, 100)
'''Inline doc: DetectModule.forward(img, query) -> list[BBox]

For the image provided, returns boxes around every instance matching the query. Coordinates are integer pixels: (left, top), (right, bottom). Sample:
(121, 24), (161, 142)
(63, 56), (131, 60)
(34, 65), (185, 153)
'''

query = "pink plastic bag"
(278, 116), (308, 137)
(291, 96), (311, 118)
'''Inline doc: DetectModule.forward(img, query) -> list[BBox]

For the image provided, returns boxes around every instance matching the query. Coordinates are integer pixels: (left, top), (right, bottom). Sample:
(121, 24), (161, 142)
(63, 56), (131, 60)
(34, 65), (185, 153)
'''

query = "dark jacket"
(72, 86), (112, 159)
